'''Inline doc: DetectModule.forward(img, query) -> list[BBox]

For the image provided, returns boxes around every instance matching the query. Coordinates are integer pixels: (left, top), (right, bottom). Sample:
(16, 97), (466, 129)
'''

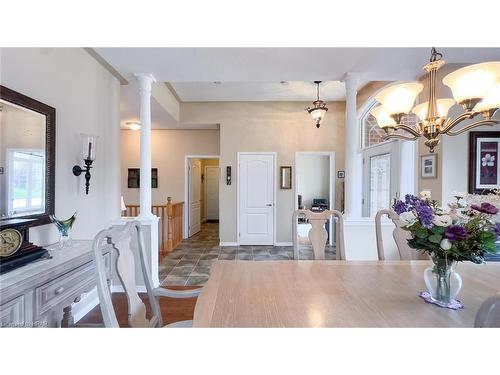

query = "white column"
(343, 73), (363, 218)
(135, 73), (156, 219)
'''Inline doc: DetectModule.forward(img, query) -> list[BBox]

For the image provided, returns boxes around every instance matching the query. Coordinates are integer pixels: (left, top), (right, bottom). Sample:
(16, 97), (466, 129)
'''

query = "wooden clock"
(0, 218), (49, 274)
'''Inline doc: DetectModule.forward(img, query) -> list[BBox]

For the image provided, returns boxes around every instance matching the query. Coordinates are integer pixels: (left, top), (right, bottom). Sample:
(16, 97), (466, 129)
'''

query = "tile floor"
(159, 222), (336, 286)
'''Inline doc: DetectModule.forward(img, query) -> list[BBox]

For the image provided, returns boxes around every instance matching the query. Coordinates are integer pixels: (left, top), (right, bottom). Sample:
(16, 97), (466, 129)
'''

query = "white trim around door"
(184, 155), (220, 239)
(294, 151), (336, 246)
(237, 152), (277, 246)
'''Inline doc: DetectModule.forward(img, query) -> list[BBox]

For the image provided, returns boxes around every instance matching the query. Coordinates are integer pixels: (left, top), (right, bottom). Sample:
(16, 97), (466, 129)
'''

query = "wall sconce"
(73, 134), (97, 194)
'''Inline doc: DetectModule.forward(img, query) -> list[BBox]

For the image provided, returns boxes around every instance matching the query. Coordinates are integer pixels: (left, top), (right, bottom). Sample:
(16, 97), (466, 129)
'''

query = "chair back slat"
(92, 221), (163, 328)
(292, 209), (345, 260)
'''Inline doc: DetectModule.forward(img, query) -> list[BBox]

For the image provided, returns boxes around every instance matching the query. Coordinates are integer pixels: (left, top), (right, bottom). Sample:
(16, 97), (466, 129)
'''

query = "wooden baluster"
(167, 197), (174, 252)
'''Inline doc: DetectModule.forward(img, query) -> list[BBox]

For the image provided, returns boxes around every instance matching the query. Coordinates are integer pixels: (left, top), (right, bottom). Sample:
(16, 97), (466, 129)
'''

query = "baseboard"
(220, 242), (238, 247)
(275, 242), (293, 246)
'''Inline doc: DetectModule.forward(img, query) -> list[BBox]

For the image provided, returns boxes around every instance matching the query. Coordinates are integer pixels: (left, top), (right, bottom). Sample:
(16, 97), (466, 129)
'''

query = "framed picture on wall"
(420, 154), (437, 179)
(469, 131), (500, 194)
(127, 168), (158, 188)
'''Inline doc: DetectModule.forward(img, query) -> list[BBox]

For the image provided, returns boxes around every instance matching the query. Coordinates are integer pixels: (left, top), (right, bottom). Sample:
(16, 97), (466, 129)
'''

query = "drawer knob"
(55, 286), (65, 295)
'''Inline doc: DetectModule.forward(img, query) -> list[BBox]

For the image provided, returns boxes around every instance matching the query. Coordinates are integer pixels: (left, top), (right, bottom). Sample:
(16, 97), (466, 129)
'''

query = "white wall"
(0, 48), (121, 245)
(296, 154), (329, 208)
(120, 129), (220, 206)
(181, 101), (346, 244)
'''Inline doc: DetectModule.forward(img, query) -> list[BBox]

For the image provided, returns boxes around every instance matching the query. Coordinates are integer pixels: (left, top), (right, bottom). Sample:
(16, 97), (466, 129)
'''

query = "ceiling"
(96, 47), (500, 128)
(170, 81), (345, 102)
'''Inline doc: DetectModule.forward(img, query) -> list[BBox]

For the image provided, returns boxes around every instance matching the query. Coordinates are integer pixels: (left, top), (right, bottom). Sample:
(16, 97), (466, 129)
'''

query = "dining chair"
(292, 209), (345, 260)
(92, 221), (201, 328)
(474, 293), (500, 328)
(375, 209), (415, 260)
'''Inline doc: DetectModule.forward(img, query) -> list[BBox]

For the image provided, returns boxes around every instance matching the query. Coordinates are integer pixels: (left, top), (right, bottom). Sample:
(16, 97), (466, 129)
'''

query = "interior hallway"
(159, 222), (336, 286)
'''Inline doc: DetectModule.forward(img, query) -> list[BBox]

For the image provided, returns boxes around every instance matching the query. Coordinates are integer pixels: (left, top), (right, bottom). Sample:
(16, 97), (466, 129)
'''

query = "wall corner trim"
(84, 48), (128, 85)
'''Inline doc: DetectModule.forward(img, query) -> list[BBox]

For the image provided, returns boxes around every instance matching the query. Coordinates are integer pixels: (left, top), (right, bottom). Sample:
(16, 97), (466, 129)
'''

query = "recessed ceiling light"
(213, 81), (222, 85)
(125, 121), (141, 131)
(280, 81), (289, 85)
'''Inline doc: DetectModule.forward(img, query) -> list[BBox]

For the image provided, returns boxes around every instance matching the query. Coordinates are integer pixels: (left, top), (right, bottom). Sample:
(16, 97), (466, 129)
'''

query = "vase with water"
(423, 256), (462, 305)
(50, 212), (77, 249)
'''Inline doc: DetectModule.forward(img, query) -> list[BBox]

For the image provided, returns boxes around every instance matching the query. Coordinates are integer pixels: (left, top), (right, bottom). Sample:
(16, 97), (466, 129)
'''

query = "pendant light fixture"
(306, 81), (328, 128)
(371, 48), (500, 152)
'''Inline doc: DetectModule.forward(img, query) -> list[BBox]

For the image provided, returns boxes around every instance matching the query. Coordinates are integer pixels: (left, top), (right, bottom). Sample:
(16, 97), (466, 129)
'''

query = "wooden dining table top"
(192, 260), (500, 328)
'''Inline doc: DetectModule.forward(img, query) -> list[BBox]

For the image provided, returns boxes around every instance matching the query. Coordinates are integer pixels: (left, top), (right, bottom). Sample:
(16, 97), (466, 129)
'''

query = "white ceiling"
(97, 47), (500, 88)
(170, 81), (346, 102)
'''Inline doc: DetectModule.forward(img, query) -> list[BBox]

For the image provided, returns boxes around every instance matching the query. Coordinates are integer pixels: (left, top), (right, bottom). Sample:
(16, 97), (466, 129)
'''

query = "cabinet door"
(1, 295), (25, 327)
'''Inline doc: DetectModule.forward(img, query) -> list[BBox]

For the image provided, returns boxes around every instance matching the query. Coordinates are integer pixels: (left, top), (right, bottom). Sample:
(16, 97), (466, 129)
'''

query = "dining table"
(192, 260), (500, 327)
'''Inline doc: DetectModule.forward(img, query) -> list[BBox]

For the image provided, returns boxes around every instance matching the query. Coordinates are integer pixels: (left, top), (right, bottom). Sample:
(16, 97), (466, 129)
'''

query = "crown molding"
(84, 48), (128, 85)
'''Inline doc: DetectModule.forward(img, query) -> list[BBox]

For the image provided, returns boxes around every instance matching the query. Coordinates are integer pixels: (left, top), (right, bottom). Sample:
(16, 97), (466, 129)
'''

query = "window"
(369, 153), (391, 217)
(7, 149), (45, 216)
(363, 112), (387, 148)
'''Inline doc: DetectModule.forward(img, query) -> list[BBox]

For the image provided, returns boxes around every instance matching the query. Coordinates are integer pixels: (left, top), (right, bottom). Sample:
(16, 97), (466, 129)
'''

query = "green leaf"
(415, 228), (428, 239)
(428, 234), (442, 244)
(432, 226), (445, 235)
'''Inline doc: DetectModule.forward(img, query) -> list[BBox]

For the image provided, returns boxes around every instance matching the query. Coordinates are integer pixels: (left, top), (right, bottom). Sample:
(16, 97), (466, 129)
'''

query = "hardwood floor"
(78, 287), (198, 327)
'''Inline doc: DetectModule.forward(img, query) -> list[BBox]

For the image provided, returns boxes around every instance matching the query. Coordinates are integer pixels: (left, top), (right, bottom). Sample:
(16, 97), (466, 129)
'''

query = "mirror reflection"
(0, 100), (46, 219)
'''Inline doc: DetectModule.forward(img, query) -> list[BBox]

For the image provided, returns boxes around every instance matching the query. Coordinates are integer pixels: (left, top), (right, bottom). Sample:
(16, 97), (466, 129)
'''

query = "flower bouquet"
(392, 191), (500, 306)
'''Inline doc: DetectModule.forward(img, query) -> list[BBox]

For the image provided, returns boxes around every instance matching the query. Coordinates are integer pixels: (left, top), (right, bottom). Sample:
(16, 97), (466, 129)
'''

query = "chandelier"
(306, 81), (328, 128)
(371, 48), (500, 152)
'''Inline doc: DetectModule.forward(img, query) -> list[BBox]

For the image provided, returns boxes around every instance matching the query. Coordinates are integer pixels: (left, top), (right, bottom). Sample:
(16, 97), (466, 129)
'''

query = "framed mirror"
(0, 85), (55, 226)
(280, 166), (292, 189)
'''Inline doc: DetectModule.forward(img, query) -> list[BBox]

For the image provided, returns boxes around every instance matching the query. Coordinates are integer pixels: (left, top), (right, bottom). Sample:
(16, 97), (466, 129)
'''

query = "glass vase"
(50, 212), (77, 249)
(424, 256), (462, 304)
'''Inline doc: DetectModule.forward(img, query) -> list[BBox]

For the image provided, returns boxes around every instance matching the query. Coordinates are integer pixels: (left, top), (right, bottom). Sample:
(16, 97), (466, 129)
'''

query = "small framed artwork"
(128, 168), (158, 188)
(469, 131), (500, 194)
(337, 170), (345, 179)
(421, 154), (437, 179)
(280, 166), (292, 189)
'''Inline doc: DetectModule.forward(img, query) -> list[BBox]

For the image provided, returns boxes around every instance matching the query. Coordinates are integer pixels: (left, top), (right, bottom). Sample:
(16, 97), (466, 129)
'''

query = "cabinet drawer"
(35, 253), (110, 316)
(0, 295), (25, 327)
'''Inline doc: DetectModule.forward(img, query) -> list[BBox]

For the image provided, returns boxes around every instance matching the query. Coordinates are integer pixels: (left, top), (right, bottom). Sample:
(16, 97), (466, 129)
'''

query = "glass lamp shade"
(442, 62), (500, 103)
(371, 105), (396, 128)
(81, 134), (98, 161)
(411, 98), (456, 120)
(310, 107), (327, 121)
(474, 81), (500, 113)
(374, 82), (423, 115)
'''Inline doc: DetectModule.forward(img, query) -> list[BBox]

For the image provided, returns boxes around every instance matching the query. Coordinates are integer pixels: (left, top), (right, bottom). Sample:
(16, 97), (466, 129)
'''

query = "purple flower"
(471, 202), (499, 215)
(414, 200), (434, 228)
(445, 225), (468, 242)
(405, 194), (420, 207)
(493, 223), (500, 237)
(393, 200), (408, 215)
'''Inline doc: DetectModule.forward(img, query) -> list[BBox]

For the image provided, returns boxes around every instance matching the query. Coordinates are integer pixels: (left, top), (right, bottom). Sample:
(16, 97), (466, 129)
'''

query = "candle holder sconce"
(73, 134), (97, 195)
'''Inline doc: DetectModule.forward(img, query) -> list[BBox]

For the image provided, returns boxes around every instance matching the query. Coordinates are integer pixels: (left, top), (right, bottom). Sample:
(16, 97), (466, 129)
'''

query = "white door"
(189, 159), (201, 236)
(238, 153), (275, 245)
(205, 166), (219, 220)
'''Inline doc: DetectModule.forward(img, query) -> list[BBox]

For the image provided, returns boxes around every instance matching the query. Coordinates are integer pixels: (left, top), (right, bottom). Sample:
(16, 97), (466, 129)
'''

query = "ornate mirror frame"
(0, 85), (56, 226)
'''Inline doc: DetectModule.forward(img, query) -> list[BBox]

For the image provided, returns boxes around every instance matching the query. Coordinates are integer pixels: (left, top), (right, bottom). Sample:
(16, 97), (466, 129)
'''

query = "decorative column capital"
(134, 73), (156, 93)
(342, 72), (360, 93)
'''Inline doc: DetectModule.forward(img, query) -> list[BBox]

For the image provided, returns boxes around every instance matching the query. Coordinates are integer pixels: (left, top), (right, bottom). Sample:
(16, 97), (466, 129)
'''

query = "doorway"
(295, 152), (336, 246)
(184, 155), (220, 239)
(237, 152), (276, 245)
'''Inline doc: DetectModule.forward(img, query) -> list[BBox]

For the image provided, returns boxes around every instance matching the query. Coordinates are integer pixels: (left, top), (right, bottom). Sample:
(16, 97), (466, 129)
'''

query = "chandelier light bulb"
(411, 98), (456, 120)
(374, 82), (423, 116)
(474, 81), (500, 113)
(371, 105), (396, 128)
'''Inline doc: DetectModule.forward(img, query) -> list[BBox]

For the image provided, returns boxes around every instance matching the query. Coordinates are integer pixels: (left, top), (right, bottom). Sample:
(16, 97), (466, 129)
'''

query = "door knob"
(266, 203), (273, 206)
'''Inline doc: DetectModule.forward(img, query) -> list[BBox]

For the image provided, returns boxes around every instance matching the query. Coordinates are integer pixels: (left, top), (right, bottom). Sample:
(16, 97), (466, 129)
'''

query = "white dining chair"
(292, 209), (345, 260)
(375, 209), (416, 260)
(92, 221), (201, 328)
(474, 293), (500, 328)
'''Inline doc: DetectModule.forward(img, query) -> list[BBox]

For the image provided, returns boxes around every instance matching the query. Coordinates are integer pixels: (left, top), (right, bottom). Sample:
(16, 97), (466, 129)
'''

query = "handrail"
(123, 198), (184, 260)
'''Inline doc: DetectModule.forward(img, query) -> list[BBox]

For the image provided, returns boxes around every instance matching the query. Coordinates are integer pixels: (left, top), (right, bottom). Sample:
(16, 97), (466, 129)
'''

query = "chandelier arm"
(440, 111), (476, 134)
(444, 119), (500, 136)
(384, 133), (419, 141)
(393, 124), (422, 138)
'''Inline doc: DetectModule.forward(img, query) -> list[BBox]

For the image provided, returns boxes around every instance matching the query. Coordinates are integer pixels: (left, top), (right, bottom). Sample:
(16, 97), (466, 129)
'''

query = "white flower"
(482, 153), (495, 167)
(432, 214), (453, 227)
(440, 238), (452, 250)
(420, 190), (432, 200)
(399, 211), (416, 226)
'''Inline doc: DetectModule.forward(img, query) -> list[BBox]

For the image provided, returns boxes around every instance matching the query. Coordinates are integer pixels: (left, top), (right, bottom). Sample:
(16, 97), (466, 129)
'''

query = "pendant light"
(306, 81), (328, 128)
